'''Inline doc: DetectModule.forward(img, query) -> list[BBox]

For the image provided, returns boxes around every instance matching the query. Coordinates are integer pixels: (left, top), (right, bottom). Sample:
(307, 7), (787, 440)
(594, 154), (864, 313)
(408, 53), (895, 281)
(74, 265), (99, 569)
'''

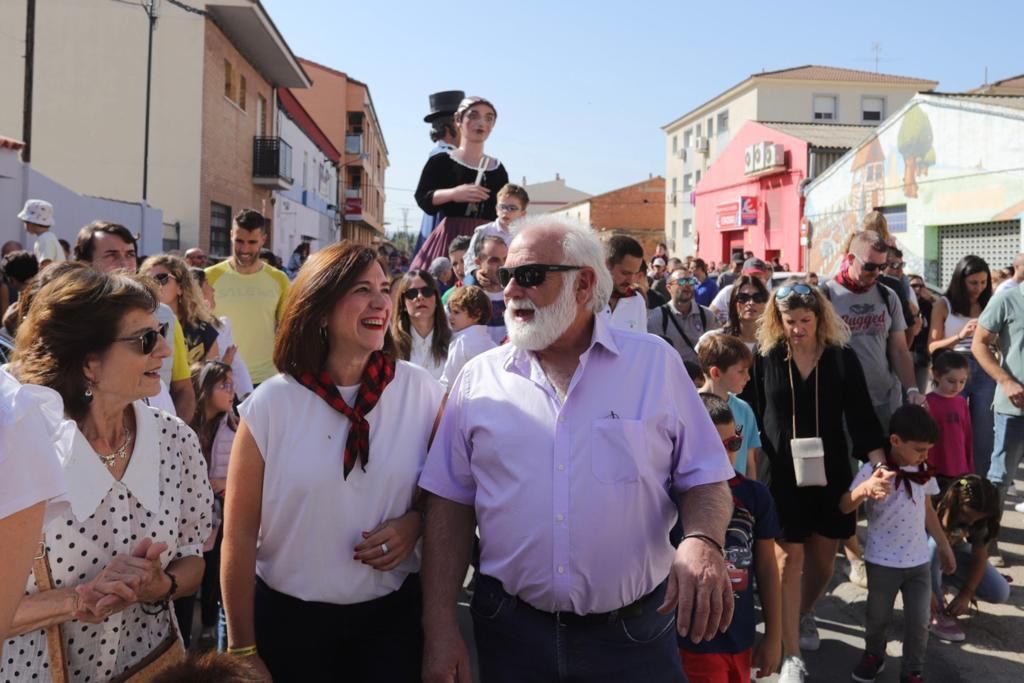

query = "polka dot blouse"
(1, 403), (214, 682)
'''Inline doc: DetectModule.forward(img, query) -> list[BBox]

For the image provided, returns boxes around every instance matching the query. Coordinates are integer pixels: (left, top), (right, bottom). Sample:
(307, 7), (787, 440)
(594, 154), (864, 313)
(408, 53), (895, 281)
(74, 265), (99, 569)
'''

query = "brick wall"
(198, 20), (273, 253)
(590, 177), (666, 259)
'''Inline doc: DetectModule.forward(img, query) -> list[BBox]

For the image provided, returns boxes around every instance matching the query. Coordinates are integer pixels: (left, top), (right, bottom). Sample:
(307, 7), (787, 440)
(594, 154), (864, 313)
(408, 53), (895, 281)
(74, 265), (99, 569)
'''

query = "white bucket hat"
(17, 199), (54, 227)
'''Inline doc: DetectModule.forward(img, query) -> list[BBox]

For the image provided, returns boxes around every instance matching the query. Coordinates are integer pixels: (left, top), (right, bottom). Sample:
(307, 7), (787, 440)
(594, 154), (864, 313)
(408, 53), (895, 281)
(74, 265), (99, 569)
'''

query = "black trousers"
(254, 574), (423, 683)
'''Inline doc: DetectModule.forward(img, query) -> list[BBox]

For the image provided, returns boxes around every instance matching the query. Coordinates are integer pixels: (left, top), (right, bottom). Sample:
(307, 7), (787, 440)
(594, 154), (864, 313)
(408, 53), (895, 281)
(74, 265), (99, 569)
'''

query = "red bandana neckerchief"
(885, 453), (934, 500)
(611, 286), (637, 302)
(292, 351), (396, 479)
(835, 259), (872, 294)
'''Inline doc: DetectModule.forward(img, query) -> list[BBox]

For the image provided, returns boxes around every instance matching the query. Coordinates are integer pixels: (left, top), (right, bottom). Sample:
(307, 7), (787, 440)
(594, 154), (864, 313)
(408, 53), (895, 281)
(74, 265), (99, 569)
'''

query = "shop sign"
(344, 197), (363, 221)
(740, 197), (757, 225)
(716, 200), (739, 229)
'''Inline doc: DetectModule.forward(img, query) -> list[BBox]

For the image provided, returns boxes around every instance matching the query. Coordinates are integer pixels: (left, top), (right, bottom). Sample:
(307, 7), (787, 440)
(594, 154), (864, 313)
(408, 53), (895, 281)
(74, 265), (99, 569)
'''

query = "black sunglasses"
(403, 286), (436, 301)
(775, 283), (814, 300)
(497, 264), (581, 288)
(116, 322), (169, 355)
(722, 434), (744, 453)
(736, 292), (768, 304)
(152, 272), (177, 285)
(854, 254), (886, 273)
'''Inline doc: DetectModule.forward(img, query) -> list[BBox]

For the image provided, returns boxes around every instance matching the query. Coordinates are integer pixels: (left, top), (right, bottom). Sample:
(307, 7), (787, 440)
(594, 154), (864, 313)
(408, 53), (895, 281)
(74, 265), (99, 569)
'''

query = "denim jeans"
(864, 561), (931, 675)
(471, 574), (685, 683)
(928, 538), (1010, 604)
(963, 355), (996, 477)
(987, 412), (1024, 509)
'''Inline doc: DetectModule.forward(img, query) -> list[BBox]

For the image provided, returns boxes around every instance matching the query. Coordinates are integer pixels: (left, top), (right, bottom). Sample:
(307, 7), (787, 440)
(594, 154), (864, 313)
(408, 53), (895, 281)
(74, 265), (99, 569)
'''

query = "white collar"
(453, 324), (488, 341)
(60, 401), (162, 522)
(669, 299), (697, 317)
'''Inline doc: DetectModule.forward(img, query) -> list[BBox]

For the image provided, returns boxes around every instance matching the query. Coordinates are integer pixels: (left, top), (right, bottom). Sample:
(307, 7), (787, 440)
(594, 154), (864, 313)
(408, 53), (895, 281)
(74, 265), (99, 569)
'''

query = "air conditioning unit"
(743, 146), (756, 174)
(695, 137), (710, 154)
(762, 142), (784, 168)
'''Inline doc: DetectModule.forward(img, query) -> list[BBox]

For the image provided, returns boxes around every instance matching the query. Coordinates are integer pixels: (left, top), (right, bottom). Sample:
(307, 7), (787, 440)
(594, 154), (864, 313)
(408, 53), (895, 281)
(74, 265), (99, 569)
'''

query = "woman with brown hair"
(220, 241), (444, 681)
(3, 266), (213, 681)
(699, 274), (769, 352)
(751, 280), (885, 682)
(391, 269), (451, 382)
(141, 254), (220, 364)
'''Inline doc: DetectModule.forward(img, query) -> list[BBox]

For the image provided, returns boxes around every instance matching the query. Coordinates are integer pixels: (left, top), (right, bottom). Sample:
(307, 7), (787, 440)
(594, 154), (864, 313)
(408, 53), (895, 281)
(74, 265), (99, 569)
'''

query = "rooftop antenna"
(871, 42), (881, 73)
(984, 65), (989, 85)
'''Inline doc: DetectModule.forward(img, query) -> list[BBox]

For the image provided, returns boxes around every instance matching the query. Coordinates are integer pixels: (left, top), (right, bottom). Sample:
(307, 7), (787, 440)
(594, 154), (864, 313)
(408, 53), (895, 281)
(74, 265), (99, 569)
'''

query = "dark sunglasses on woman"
(736, 292), (768, 304)
(403, 286), (436, 300)
(116, 322), (169, 355)
(497, 264), (581, 288)
(775, 283), (814, 300)
(152, 272), (177, 285)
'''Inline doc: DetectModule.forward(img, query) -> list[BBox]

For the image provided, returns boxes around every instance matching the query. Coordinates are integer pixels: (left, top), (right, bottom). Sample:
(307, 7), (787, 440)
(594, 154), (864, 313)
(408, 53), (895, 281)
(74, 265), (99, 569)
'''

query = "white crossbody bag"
(789, 358), (827, 487)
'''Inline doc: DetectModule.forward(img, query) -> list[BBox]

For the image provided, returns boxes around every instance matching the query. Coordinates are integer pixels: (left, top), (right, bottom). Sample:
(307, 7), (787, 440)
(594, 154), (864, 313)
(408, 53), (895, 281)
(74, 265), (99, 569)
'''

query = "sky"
(261, 0), (1023, 237)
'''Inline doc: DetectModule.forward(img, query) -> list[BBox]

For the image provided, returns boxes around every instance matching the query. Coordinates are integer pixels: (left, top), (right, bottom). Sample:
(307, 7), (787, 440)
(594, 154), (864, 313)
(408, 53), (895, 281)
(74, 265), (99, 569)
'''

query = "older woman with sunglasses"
(751, 281), (885, 682)
(3, 267), (213, 681)
(391, 270), (452, 382)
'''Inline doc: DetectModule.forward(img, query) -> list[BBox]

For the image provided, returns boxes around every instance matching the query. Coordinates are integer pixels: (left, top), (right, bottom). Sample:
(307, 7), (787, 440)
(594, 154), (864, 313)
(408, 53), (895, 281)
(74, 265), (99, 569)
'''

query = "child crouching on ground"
(841, 405), (955, 683)
(440, 285), (495, 390)
(678, 394), (781, 682)
(927, 474), (1009, 643)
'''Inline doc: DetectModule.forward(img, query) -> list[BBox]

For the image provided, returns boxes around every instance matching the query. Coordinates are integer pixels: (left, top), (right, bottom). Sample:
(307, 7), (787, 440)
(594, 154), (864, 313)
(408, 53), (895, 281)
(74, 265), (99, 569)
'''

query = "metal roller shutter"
(937, 220), (1022, 287)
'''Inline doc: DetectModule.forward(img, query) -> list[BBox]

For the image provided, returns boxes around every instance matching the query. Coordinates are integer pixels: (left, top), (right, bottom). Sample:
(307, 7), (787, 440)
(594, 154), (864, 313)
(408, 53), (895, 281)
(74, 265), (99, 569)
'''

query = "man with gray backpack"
(648, 266), (719, 364)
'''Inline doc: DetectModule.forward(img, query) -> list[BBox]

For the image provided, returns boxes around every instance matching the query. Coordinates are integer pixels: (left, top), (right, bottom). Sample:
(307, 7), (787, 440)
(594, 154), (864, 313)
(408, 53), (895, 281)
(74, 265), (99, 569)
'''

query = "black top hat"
(424, 90), (465, 122)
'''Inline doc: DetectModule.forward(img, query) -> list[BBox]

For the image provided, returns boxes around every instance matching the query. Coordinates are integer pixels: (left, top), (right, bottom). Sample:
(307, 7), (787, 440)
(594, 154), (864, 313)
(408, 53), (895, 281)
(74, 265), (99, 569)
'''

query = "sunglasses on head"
(403, 285), (436, 301)
(736, 292), (768, 304)
(116, 322), (169, 355)
(854, 254), (886, 273)
(152, 272), (177, 285)
(775, 283), (814, 300)
(722, 434), (744, 452)
(497, 264), (581, 288)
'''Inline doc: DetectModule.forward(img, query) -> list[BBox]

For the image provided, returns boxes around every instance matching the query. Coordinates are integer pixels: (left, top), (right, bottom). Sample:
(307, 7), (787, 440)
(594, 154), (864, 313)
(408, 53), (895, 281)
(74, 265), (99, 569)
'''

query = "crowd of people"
(0, 94), (1021, 683)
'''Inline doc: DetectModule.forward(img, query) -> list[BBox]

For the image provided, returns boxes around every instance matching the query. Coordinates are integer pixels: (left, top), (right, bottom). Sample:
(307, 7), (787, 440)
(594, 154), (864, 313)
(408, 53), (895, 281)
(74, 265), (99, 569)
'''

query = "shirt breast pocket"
(590, 418), (645, 483)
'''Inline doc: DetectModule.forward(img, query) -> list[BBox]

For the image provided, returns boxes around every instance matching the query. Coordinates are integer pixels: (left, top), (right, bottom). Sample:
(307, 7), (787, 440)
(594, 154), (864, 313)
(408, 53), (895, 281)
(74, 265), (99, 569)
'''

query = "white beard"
(505, 272), (579, 351)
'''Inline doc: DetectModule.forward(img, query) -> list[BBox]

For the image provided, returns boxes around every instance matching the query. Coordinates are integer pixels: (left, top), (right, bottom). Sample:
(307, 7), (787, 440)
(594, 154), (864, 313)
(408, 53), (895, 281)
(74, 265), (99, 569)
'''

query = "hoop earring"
(84, 386), (94, 404)
(319, 326), (328, 341)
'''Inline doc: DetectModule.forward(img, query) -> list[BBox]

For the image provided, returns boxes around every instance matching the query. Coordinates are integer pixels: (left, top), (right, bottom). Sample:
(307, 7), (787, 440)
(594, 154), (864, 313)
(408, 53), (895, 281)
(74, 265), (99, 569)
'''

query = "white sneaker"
(779, 655), (808, 683)
(1015, 500), (1024, 514)
(848, 558), (869, 588)
(799, 612), (821, 651)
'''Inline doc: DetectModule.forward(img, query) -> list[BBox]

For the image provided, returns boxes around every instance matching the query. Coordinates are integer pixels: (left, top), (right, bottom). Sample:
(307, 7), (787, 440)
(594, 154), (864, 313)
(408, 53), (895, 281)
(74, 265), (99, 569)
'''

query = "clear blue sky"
(262, 0), (1022, 236)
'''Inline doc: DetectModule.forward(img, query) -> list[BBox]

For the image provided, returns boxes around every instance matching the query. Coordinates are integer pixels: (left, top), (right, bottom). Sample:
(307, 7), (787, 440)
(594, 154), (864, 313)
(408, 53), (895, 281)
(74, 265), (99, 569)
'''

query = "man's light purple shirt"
(420, 314), (733, 614)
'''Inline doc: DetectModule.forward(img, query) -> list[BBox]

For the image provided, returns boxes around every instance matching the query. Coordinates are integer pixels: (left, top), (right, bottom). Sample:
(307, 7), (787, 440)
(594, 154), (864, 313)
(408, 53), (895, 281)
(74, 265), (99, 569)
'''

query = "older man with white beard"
(419, 216), (735, 683)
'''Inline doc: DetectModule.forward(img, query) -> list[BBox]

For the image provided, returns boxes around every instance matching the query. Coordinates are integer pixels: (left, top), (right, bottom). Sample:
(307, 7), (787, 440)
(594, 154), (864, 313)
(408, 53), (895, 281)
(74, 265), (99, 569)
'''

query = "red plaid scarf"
(292, 351), (396, 479)
(885, 454), (934, 500)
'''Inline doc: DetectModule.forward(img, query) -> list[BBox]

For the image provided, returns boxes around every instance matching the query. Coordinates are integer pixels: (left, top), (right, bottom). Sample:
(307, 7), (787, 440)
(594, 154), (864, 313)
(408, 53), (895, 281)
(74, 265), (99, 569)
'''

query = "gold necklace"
(97, 418), (132, 469)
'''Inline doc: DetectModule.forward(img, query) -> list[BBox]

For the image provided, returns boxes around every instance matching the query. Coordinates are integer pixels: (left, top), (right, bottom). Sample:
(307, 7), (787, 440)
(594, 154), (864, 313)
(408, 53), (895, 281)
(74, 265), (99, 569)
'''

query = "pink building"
(694, 121), (873, 270)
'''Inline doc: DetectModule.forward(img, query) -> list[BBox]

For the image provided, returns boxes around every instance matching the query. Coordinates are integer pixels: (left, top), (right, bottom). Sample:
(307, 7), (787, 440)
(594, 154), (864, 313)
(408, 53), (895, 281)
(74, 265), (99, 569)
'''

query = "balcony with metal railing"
(252, 137), (294, 189)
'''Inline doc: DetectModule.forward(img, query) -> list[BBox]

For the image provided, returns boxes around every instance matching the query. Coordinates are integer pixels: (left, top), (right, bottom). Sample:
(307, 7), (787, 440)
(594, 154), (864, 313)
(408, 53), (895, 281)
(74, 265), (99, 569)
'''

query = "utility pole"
(142, 0), (159, 202)
(22, 0), (35, 163)
(401, 207), (410, 235)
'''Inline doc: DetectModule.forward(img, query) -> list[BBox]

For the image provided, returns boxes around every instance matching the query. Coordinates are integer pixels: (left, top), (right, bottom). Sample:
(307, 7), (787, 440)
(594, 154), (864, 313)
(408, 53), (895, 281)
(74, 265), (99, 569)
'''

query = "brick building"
(290, 59), (389, 245)
(547, 176), (666, 258)
(0, 0), (310, 254)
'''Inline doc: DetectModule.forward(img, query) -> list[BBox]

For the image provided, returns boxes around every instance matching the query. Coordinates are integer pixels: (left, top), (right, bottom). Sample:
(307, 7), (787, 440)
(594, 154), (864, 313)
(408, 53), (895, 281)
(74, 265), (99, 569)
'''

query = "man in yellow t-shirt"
(205, 209), (289, 385)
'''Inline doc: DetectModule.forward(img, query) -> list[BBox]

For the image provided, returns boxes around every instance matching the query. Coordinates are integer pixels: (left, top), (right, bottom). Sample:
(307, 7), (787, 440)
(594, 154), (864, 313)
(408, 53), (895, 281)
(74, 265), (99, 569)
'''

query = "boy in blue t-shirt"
(698, 333), (762, 478)
(678, 394), (781, 682)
